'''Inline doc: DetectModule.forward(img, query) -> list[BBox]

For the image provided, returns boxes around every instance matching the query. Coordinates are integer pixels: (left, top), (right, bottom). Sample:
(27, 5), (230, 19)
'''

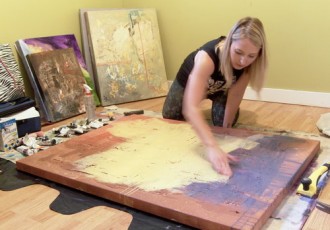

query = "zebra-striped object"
(0, 44), (25, 103)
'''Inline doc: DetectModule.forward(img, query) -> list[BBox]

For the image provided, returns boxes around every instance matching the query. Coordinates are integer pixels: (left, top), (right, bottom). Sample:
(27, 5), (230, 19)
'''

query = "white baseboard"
(167, 81), (329, 108)
(244, 87), (330, 108)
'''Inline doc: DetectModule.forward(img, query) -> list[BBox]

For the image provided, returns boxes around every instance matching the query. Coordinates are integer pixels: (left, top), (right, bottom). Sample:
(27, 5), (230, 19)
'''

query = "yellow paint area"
(74, 118), (260, 192)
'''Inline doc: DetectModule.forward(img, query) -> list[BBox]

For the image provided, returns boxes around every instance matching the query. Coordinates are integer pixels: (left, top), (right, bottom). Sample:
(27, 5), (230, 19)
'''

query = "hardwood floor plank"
(0, 185), (132, 230)
(115, 97), (330, 134)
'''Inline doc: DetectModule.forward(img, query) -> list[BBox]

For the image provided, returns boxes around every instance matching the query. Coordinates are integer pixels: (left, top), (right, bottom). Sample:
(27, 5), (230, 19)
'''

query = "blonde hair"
(217, 17), (268, 92)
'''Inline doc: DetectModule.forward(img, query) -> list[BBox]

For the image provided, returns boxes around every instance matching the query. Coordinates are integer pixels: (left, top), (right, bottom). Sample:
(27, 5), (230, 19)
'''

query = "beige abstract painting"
(85, 9), (168, 106)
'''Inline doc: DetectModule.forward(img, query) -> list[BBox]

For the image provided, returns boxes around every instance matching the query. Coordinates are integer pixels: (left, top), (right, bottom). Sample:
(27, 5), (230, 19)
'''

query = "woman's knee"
(162, 99), (185, 120)
(162, 79), (185, 120)
(211, 95), (227, 126)
(211, 107), (240, 127)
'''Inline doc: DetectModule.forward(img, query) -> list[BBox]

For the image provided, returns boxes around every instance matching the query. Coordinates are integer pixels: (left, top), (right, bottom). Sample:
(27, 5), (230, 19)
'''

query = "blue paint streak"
(182, 135), (305, 209)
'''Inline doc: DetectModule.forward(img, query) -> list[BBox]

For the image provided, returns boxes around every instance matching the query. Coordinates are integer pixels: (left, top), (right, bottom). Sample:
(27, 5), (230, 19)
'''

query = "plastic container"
(83, 84), (96, 121)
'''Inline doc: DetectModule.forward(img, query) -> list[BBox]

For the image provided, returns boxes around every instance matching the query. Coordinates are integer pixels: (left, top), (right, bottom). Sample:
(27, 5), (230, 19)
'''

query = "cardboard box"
(4, 107), (41, 137)
(0, 118), (19, 151)
(0, 97), (35, 117)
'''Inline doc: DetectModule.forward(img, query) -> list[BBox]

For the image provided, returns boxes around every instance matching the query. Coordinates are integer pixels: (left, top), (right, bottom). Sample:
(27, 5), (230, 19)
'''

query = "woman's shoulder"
(199, 36), (225, 55)
(198, 36), (225, 65)
(201, 36), (226, 49)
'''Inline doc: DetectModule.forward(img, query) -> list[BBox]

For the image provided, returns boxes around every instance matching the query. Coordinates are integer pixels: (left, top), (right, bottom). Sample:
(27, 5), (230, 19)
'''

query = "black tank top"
(175, 36), (243, 98)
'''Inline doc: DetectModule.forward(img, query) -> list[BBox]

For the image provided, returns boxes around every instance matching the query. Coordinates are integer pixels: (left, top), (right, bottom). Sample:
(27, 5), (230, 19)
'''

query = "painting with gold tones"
(85, 9), (168, 106)
(28, 48), (86, 122)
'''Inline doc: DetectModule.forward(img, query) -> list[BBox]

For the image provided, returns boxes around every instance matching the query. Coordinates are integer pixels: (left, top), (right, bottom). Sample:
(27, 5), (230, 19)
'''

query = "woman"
(162, 17), (268, 177)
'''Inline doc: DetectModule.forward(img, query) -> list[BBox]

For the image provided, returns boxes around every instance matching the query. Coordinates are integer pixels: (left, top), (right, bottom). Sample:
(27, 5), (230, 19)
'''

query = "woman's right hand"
(206, 146), (239, 177)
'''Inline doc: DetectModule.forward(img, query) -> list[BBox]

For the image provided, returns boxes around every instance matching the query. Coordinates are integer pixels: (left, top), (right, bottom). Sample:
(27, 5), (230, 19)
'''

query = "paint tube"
(22, 135), (41, 149)
(55, 126), (73, 137)
(73, 127), (85, 134)
(36, 138), (57, 146)
(16, 145), (38, 156)
(89, 120), (103, 129)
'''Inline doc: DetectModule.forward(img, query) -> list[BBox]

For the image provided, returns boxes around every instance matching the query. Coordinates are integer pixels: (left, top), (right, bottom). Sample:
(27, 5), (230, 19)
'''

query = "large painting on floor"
(16, 115), (320, 229)
(85, 9), (168, 106)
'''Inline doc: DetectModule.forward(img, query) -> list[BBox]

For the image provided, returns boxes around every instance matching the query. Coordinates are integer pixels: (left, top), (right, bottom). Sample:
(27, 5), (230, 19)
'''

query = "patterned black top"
(175, 36), (244, 99)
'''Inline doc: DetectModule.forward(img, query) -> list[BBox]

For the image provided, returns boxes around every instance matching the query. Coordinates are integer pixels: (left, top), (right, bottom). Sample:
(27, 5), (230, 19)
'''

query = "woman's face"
(230, 38), (260, 70)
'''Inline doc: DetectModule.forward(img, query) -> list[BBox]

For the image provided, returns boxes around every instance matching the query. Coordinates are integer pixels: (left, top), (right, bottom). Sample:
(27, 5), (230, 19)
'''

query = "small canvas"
(16, 40), (50, 120)
(0, 44), (25, 102)
(85, 8), (168, 106)
(28, 48), (86, 122)
(15, 34), (99, 121)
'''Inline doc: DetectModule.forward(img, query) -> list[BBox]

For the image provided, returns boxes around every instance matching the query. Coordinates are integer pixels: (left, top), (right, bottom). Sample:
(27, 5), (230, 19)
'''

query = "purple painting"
(15, 34), (100, 121)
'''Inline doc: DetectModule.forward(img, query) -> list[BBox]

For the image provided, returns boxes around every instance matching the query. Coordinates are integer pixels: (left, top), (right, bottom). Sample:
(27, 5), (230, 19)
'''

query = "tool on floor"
(296, 163), (330, 198)
(123, 110), (144, 116)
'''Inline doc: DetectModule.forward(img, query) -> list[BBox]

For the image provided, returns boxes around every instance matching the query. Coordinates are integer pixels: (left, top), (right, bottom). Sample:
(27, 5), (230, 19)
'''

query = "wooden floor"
(113, 97), (330, 134)
(4, 97), (330, 229)
(42, 96), (330, 134)
(0, 184), (133, 230)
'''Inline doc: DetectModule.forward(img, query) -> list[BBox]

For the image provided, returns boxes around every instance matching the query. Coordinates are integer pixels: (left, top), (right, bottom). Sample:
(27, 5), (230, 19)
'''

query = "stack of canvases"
(13, 8), (169, 123)
(15, 34), (100, 123)
(0, 44), (41, 138)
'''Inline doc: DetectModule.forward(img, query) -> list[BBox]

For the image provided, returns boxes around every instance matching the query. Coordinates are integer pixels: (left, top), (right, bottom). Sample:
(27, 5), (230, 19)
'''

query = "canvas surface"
(85, 9), (168, 106)
(16, 115), (319, 229)
(27, 48), (86, 122)
(0, 44), (25, 102)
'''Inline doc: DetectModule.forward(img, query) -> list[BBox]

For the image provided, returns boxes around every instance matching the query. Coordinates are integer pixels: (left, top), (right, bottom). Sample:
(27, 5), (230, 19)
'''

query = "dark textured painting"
(28, 48), (86, 122)
(15, 34), (99, 121)
(18, 34), (98, 104)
